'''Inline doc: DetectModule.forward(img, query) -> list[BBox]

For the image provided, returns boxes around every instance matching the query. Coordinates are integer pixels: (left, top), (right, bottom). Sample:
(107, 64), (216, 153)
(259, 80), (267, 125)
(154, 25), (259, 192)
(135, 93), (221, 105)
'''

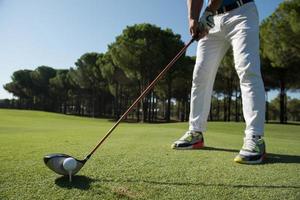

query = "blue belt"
(216, 0), (254, 14)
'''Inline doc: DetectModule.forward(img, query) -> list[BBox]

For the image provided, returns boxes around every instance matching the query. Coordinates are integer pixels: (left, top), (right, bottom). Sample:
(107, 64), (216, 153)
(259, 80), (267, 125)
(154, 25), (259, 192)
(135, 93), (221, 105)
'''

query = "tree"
(69, 52), (111, 117)
(4, 69), (34, 108)
(30, 66), (57, 111)
(214, 50), (239, 121)
(98, 52), (135, 119)
(49, 69), (71, 113)
(287, 98), (300, 121)
(260, 55), (278, 123)
(260, 0), (300, 123)
(157, 37), (185, 122)
(170, 56), (194, 121)
(109, 23), (184, 122)
(268, 97), (280, 121)
(4, 66), (57, 110)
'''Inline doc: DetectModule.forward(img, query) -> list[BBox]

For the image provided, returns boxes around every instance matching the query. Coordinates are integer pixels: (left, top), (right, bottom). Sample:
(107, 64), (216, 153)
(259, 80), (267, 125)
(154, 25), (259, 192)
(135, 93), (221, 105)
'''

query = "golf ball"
(63, 157), (77, 171)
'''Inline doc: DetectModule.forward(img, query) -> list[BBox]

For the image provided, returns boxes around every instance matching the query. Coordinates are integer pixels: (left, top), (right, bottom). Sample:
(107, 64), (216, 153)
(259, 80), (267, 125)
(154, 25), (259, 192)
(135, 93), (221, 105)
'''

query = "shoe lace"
(179, 131), (193, 141)
(242, 137), (257, 152)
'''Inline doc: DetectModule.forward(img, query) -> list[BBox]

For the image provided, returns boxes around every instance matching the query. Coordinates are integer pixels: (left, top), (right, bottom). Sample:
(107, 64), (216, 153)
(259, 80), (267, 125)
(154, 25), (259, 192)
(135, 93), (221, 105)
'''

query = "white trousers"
(189, 2), (265, 137)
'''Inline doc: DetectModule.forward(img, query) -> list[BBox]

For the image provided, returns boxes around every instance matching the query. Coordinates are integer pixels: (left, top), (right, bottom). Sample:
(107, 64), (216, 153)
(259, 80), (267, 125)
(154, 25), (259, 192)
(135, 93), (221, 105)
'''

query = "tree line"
(2, 0), (300, 123)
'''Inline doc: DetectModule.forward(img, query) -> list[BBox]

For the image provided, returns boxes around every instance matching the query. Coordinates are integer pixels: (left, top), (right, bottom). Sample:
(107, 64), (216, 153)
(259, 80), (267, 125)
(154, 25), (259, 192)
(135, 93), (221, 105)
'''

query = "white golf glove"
(199, 10), (215, 31)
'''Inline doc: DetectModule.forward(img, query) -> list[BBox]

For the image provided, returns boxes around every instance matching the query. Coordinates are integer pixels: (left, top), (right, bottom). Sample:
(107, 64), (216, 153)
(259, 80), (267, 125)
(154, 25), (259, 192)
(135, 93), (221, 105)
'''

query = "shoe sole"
(234, 153), (266, 164)
(172, 141), (204, 150)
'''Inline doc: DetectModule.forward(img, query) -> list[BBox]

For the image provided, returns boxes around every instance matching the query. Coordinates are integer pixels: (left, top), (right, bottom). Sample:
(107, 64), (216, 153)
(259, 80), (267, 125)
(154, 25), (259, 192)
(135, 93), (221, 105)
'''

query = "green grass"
(0, 109), (299, 200)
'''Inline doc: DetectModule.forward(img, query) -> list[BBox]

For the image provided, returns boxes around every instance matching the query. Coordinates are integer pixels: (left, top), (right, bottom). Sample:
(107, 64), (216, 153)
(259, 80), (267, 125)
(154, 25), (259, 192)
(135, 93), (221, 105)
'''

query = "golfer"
(172, 0), (266, 164)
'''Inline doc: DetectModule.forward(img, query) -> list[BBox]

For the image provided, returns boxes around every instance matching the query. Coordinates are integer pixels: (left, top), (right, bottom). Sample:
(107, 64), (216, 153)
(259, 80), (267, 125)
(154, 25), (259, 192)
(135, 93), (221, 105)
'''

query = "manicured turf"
(0, 109), (299, 200)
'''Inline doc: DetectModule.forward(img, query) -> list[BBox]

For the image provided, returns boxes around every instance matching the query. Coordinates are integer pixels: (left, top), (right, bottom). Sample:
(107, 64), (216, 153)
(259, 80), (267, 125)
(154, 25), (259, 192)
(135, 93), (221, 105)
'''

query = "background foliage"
(2, 0), (300, 123)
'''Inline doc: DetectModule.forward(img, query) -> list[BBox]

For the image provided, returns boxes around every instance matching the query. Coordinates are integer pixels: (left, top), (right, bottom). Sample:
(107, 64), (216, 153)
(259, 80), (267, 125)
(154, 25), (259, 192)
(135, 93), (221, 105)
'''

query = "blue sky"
(1, 0), (297, 100)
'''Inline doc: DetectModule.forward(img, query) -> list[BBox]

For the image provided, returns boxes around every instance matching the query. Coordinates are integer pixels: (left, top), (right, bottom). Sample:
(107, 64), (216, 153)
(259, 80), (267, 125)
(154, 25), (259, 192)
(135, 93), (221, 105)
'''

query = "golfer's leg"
(189, 37), (229, 132)
(229, 4), (265, 137)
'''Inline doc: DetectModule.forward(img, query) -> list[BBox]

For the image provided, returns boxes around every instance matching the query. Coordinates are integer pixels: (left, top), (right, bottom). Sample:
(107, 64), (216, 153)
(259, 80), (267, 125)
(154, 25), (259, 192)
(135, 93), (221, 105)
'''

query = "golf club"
(44, 38), (195, 180)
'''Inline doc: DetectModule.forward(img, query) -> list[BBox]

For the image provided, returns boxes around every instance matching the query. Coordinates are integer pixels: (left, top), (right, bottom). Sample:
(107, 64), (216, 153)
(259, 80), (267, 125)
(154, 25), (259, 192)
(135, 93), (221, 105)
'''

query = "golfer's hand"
(199, 10), (215, 30)
(189, 19), (208, 41)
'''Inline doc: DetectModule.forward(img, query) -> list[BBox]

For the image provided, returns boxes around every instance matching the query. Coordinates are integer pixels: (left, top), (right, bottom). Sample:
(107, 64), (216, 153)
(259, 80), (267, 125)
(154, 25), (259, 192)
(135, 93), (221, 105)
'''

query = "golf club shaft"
(85, 38), (195, 160)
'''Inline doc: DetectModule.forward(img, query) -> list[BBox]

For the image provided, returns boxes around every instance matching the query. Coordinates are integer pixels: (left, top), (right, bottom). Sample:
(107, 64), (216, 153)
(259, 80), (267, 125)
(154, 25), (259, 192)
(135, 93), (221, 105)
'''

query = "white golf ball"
(63, 157), (77, 171)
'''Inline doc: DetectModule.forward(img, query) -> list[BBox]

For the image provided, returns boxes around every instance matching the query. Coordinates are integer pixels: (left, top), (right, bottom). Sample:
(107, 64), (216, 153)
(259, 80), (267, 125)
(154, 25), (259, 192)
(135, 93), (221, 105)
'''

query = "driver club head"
(43, 154), (86, 176)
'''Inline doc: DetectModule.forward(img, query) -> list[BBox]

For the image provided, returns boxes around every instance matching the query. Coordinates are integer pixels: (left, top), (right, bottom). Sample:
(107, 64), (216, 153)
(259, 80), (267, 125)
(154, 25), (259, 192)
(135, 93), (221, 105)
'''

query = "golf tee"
(68, 171), (72, 182)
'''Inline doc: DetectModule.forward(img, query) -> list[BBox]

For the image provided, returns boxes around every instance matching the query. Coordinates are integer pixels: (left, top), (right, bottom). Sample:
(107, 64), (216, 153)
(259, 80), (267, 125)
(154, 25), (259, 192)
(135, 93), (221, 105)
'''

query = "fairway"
(0, 109), (299, 200)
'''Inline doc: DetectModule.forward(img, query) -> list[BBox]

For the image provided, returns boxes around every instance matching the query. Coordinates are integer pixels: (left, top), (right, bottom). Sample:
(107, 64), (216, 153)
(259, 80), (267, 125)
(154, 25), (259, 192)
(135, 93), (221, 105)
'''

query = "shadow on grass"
(266, 121), (300, 126)
(55, 175), (94, 190)
(100, 178), (300, 190)
(108, 118), (179, 124)
(202, 146), (300, 164)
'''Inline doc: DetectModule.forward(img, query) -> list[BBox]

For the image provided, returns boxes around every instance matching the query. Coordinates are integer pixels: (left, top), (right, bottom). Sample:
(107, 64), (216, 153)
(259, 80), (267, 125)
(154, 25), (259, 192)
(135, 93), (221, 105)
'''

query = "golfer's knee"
(192, 64), (211, 87)
(237, 63), (262, 83)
